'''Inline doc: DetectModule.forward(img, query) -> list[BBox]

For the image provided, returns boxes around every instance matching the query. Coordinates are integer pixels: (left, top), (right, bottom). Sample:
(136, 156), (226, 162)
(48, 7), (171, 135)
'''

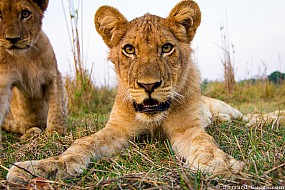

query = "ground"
(0, 91), (285, 189)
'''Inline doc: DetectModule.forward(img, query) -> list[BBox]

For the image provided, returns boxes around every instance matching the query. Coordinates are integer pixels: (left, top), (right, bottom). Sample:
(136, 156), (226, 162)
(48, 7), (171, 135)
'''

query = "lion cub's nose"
(137, 81), (162, 93)
(5, 35), (22, 44)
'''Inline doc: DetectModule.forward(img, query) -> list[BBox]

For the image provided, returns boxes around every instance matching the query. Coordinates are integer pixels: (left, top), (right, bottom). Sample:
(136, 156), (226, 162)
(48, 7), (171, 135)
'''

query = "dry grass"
(219, 24), (236, 94)
(65, 75), (115, 115)
(203, 80), (285, 109)
(1, 82), (285, 189)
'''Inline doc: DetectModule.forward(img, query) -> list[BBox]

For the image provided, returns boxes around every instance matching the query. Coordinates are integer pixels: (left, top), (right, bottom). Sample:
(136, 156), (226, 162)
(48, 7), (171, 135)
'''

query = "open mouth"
(134, 98), (171, 113)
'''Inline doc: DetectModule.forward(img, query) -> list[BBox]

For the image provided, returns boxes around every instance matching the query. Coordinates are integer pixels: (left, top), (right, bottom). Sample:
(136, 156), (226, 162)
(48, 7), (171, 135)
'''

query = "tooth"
(144, 104), (159, 108)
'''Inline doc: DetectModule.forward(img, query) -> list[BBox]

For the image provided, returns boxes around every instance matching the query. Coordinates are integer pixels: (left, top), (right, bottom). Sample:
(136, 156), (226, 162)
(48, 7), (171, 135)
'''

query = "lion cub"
(0, 0), (67, 148)
(7, 0), (244, 183)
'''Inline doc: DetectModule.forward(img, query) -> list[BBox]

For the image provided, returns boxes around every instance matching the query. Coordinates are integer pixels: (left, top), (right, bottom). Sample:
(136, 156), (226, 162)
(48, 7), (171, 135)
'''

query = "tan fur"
(7, 0), (244, 183)
(201, 96), (248, 126)
(246, 110), (285, 127)
(0, 0), (67, 149)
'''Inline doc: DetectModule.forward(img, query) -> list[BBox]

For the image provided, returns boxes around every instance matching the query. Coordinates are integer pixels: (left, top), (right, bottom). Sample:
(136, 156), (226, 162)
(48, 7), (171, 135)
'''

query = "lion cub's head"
(95, 0), (201, 123)
(0, 0), (48, 54)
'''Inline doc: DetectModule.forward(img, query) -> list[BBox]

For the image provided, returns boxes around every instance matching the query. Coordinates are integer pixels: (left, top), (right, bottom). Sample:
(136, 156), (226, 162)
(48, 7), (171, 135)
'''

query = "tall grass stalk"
(219, 23), (236, 94)
(62, 0), (89, 88)
(60, 1), (115, 115)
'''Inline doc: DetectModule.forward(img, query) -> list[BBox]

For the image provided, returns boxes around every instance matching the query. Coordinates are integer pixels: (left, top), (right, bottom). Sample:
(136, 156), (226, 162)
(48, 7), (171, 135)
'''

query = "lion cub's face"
(0, 0), (48, 54)
(95, 0), (201, 123)
(115, 15), (180, 122)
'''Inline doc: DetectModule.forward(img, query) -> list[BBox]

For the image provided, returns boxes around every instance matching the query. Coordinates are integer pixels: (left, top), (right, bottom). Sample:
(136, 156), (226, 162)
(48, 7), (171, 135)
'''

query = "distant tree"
(201, 79), (209, 91)
(268, 71), (285, 84)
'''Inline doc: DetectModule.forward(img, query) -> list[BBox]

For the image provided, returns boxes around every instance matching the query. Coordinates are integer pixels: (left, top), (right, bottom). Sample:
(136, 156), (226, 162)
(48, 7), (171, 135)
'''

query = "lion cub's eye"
(123, 44), (135, 55)
(21, 10), (31, 19)
(0, 11), (3, 19)
(162, 43), (174, 55)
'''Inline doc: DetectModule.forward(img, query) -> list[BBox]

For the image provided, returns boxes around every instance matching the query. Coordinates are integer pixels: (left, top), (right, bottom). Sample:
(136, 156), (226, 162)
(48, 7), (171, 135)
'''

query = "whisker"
(171, 90), (185, 104)
(171, 90), (184, 99)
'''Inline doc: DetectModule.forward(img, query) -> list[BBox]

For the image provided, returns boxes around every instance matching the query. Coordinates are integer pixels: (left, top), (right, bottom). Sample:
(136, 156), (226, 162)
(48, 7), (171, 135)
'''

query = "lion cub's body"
(7, 0), (244, 183)
(0, 0), (67, 148)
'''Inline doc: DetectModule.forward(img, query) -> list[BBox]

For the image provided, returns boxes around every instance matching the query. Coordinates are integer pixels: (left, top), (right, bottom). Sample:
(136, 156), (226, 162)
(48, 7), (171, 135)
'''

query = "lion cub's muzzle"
(2, 35), (31, 50)
(132, 81), (171, 113)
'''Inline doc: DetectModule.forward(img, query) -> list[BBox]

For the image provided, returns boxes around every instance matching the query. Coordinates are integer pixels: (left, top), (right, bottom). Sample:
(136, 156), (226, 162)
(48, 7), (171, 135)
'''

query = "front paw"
(6, 157), (65, 184)
(45, 123), (66, 136)
(187, 148), (244, 176)
(7, 156), (86, 184)
(20, 127), (42, 140)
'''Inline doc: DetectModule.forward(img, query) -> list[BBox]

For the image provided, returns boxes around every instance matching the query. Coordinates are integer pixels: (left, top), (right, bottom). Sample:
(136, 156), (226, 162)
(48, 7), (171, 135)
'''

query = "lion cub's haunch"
(0, 0), (67, 148)
(7, 0), (244, 183)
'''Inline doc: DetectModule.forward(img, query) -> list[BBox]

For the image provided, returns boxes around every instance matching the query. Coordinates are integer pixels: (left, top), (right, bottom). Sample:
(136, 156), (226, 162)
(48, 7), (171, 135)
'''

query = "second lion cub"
(0, 0), (67, 148)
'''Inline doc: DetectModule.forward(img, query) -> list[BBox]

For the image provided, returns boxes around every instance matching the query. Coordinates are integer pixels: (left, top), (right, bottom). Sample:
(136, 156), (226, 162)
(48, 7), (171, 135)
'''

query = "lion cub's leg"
(7, 112), (141, 183)
(45, 72), (67, 136)
(201, 96), (248, 125)
(0, 75), (14, 150)
(165, 111), (244, 176)
(0, 94), (9, 150)
(7, 127), (130, 183)
(2, 89), (44, 140)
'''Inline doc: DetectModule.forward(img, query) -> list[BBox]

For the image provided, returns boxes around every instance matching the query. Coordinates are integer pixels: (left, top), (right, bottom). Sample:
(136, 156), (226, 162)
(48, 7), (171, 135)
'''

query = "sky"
(42, 0), (285, 86)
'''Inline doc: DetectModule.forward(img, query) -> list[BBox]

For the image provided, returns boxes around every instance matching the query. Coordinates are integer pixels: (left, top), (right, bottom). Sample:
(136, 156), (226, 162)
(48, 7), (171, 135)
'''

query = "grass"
(1, 83), (285, 189)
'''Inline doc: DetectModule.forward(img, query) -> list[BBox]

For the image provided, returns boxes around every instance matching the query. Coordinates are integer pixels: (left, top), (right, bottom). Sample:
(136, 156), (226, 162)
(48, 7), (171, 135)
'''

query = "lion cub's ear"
(32, 0), (49, 12)
(167, 0), (201, 43)
(95, 6), (128, 48)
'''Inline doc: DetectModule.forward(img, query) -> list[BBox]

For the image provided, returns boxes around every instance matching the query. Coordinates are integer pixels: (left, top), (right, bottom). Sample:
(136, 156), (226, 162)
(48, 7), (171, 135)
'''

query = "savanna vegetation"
(1, 74), (284, 189)
(1, 1), (284, 189)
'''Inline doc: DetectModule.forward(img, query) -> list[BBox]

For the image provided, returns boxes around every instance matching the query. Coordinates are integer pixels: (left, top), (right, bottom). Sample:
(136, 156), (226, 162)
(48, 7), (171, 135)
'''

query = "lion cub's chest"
(11, 55), (54, 98)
